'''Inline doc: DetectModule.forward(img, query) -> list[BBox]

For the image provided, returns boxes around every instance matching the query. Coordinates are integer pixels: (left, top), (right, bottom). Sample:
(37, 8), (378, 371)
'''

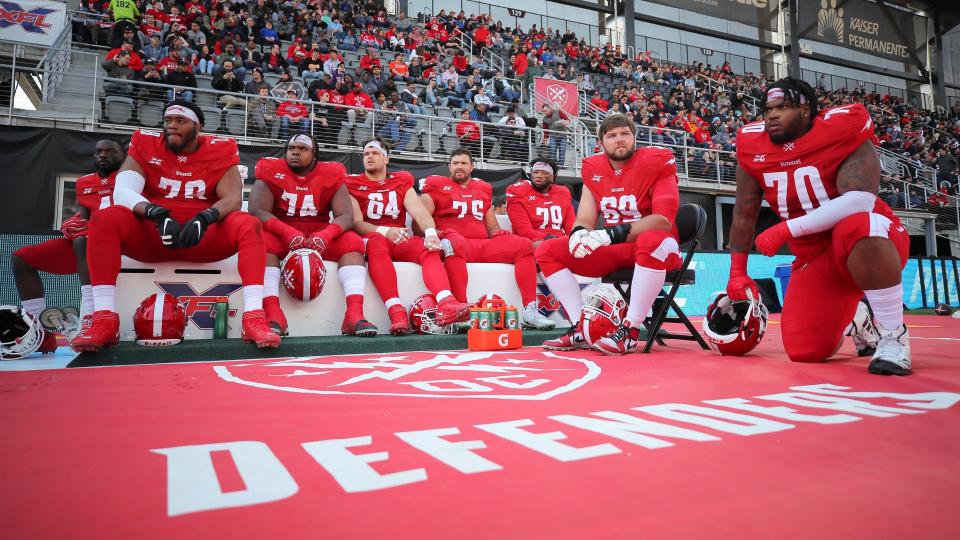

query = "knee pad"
(442, 232), (468, 257)
(633, 230), (681, 271)
(339, 231), (365, 254)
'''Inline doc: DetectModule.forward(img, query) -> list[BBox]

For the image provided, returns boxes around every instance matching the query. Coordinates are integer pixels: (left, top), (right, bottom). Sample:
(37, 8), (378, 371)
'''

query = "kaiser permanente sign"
(798, 0), (921, 63)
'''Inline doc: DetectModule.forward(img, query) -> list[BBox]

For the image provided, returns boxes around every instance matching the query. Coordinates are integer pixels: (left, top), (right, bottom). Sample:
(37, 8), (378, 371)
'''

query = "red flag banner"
(534, 77), (579, 119)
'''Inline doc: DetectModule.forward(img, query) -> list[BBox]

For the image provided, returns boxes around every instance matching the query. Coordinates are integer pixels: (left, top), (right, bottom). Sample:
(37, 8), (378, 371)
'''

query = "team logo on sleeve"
(213, 350), (600, 400)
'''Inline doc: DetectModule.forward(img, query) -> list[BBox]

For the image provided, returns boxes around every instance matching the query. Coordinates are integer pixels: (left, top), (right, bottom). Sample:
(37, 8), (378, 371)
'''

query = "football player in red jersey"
(346, 139), (471, 334)
(729, 78), (911, 375)
(506, 158), (576, 247)
(74, 101), (280, 351)
(536, 114), (682, 354)
(249, 134), (378, 337)
(419, 149), (556, 330)
(11, 139), (123, 353)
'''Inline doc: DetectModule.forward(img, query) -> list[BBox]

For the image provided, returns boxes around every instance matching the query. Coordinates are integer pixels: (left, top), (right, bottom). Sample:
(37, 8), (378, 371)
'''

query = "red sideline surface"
(1, 315), (959, 539)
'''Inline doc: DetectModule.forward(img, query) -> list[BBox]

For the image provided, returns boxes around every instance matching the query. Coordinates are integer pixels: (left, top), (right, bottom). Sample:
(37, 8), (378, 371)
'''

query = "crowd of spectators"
(72, 0), (960, 205)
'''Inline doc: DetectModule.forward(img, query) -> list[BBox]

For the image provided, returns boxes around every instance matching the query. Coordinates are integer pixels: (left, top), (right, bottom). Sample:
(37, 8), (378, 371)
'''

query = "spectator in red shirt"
(107, 41), (144, 72)
(277, 89), (310, 139)
(452, 51), (469, 75)
(512, 52), (528, 78)
(455, 109), (481, 155)
(590, 91), (608, 111)
(359, 47), (382, 73)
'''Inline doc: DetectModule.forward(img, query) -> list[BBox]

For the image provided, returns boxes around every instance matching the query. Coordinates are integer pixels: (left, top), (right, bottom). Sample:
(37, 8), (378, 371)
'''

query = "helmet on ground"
(934, 303), (952, 316)
(282, 248), (326, 301)
(410, 294), (456, 335)
(579, 283), (628, 348)
(702, 291), (768, 356)
(0, 305), (44, 359)
(134, 293), (187, 346)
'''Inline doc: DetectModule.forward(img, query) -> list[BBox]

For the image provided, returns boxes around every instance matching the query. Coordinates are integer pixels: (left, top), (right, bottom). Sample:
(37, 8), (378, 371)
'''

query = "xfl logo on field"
(0, 2), (57, 33)
(214, 350), (601, 400)
(156, 282), (243, 330)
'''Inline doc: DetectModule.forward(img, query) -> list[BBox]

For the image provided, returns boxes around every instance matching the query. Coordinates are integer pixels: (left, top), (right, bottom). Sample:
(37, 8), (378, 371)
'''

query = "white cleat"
(846, 299), (879, 357)
(868, 324), (912, 376)
(521, 301), (556, 330)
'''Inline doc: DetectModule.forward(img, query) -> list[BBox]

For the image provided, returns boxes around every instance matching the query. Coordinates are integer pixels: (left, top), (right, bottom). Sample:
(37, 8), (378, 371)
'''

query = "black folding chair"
(602, 203), (710, 353)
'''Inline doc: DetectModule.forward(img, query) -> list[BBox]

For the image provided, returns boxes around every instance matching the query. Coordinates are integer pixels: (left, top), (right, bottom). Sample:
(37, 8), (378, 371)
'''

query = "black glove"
(177, 208), (219, 248)
(144, 204), (180, 247)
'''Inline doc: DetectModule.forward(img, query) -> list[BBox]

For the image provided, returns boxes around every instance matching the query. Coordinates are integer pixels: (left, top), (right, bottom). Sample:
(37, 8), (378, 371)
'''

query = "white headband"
(766, 88), (785, 102)
(164, 105), (200, 124)
(288, 134), (314, 147)
(364, 140), (388, 158)
(531, 162), (554, 175)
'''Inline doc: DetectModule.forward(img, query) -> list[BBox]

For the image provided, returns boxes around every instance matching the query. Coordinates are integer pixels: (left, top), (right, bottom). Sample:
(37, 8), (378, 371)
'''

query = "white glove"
(569, 228), (612, 258)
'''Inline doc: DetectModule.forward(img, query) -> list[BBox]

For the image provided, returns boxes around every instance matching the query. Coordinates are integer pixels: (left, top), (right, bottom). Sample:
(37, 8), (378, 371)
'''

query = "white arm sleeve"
(113, 169), (148, 210)
(786, 191), (876, 237)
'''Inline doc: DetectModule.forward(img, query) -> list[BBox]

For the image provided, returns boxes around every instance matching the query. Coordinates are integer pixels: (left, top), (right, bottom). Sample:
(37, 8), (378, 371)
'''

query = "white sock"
(263, 266), (281, 298)
(243, 285), (264, 312)
(21, 297), (45, 318)
(436, 290), (452, 302)
(92, 285), (116, 312)
(865, 283), (904, 332)
(544, 268), (584, 323)
(338, 265), (366, 297)
(625, 265), (666, 327)
(80, 285), (94, 317)
(385, 297), (401, 309)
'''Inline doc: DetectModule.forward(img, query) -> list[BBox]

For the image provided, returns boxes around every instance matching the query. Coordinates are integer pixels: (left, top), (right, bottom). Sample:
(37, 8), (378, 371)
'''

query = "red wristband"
(264, 218), (302, 244)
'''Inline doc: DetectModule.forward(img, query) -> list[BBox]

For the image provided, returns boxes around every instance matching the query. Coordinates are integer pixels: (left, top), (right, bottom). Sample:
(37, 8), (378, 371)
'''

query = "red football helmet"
(579, 284), (628, 349)
(134, 293), (187, 346)
(702, 291), (768, 356)
(282, 248), (326, 301)
(474, 294), (505, 309)
(410, 294), (456, 335)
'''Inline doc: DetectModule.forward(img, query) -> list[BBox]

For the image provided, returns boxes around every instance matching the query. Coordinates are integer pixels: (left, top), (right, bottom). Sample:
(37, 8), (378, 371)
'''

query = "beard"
(165, 129), (196, 153)
(531, 179), (551, 193)
(605, 145), (635, 163)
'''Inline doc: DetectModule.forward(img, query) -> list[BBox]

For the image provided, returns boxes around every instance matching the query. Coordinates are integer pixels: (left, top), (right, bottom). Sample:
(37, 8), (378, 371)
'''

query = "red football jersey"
(75, 171), (117, 215)
(421, 175), (492, 239)
(737, 103), (897, 262)
(345, 171), (414, 228)
(505, 181), (575, 240)
(581, 146), (680, 236)
(254, 157), (346, 227)
(127, 130), (240, 222)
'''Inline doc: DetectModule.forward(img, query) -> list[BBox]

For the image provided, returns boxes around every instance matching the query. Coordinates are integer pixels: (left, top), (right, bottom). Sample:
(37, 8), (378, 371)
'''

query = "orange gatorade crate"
(466, 305), (523, 351)
(467, 328), (523, 350)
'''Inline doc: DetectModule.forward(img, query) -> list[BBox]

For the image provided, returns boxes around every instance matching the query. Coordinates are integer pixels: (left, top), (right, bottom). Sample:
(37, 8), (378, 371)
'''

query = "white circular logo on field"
(213, 350), (600, 400)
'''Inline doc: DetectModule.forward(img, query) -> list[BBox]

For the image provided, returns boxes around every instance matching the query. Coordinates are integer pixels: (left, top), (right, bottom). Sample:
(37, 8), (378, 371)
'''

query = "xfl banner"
(0, 0), (66, 47)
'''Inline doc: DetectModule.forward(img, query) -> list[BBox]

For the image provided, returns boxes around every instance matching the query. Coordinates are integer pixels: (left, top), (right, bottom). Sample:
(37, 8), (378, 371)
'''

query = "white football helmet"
(0, 305), (45, 359)
(579, 283), (628, 348)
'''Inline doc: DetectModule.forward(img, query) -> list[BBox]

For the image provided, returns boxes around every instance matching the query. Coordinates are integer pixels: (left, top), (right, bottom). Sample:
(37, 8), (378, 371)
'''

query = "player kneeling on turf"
(728, 78), (911, 375)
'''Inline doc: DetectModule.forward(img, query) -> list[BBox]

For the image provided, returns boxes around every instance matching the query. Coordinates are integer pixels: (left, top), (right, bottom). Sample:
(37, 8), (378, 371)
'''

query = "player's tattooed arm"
(412, 193), (436, 236)
(329, 184), (356, 231)
(836, 140), (881, 195)
(406, 188), (438, 235)
(211, 166), (243, 219)
(247, 180), (276, 222)
(729, 166), (763, 253)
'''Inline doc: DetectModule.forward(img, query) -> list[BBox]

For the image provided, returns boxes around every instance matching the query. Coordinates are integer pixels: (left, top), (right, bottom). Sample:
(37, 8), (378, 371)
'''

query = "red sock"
(346, 294), (364, 319)
(516, 252), (538, 306)
(443, 255), (468, 303)
(421, 252), (452, 296)
(367, 251), (399, 302)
